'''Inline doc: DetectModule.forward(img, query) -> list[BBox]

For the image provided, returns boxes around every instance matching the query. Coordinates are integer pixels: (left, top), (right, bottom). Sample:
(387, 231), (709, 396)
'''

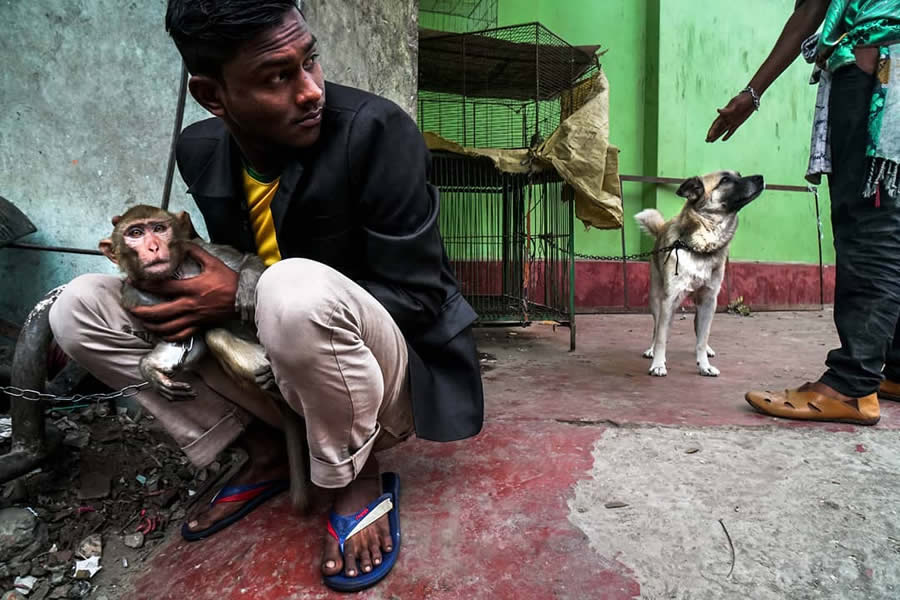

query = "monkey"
(98, 204), (274, 400)
(98, 204), (311, 511)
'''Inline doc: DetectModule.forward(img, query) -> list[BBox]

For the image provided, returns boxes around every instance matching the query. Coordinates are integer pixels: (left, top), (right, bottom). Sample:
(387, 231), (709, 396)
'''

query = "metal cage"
(419, 0), (498, 33)
(433, 152), (575, 329)
(418, 23), (598, 347)
(418, 23), (600, 148)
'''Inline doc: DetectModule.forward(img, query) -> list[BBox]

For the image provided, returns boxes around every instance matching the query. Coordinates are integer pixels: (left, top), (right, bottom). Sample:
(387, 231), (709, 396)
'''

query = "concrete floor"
(125, 310), (900, 599)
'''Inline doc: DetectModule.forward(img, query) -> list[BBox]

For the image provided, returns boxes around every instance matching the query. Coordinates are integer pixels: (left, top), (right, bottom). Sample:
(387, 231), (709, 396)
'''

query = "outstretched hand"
(706, 92), (756, 143)
(128, 244), (238, 342)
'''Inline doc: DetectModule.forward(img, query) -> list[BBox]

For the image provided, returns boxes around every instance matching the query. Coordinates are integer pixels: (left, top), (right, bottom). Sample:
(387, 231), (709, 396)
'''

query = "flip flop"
(323, 472), (401, 592)
(181, 478), (289, 542)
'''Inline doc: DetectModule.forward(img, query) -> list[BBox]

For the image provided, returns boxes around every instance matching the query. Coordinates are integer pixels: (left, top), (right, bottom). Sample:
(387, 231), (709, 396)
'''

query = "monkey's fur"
(100, 205), (310, 512)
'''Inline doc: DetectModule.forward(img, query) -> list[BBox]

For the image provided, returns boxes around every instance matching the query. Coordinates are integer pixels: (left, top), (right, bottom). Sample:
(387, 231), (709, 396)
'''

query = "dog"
(634, 171), (765, 377)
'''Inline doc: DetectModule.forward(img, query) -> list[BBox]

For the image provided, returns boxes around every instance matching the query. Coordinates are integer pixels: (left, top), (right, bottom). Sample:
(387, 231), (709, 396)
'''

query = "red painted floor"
(128, 310), (898, 599)
(132, 422), (638, 600)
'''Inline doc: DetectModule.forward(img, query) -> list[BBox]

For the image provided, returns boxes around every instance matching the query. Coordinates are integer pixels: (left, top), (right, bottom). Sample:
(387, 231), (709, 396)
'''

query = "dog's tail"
(634, 209), (665, 238)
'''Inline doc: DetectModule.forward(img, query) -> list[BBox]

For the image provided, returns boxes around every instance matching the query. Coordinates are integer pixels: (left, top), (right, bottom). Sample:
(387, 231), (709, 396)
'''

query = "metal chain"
(541, 236), (690, 262)
(0, 381), (149, 404)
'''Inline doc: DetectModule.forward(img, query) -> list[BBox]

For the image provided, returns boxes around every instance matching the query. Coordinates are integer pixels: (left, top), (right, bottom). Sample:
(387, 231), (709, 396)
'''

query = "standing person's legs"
(881, 319), (900, 398)
(254, 258), (413, 578)
(747, 65), (900, 423)
(819, 65), (900, 397)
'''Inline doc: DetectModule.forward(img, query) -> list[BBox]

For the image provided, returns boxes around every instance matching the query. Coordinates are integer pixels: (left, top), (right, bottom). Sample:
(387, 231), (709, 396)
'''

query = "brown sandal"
(878, 379), (900, 402)
(745, 386), (880, 426)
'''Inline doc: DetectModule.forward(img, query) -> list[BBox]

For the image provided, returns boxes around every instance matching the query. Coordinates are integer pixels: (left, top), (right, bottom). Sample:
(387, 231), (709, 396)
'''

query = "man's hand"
(706, 0), (828, 144)
(706, 92), (756, 143)
(128, 244), (238, 342)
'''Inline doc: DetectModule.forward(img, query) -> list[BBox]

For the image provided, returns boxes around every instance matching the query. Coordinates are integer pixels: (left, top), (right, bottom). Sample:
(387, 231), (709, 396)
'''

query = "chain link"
(542, 236), (690, 262)
(0, 381), (150, 405)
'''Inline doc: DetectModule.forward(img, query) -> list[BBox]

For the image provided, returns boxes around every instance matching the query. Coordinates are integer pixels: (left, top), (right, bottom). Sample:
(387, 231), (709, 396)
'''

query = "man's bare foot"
(321, 456), (393, 578)
(184, 422), (288, 533)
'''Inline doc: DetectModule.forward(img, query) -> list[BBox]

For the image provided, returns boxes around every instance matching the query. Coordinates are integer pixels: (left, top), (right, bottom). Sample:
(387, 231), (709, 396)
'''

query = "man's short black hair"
(166, 0), (301, 76)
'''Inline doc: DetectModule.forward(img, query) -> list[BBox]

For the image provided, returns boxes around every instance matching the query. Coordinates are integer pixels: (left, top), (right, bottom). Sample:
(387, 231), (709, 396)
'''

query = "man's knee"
(49, 274), (122, 354)
(256, 259), (346, 322)
(255, 259), (350, 360)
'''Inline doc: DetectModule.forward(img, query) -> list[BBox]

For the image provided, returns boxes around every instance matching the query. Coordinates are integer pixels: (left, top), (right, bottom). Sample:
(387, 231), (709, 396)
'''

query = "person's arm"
(348, 101), (446, 335)
(706, 0), (830, 142)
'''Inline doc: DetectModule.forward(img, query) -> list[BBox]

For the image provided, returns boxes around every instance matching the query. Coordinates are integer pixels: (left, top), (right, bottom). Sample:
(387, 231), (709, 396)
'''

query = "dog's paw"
(643, 348), (655, 359)
(648, 364), (667, 377)
(706, 346), (716, 358)
(698, 364), (720, 377)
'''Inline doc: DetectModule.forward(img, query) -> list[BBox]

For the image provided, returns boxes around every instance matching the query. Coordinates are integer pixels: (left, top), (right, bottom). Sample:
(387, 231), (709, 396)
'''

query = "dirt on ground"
(0, 398), (236, 600)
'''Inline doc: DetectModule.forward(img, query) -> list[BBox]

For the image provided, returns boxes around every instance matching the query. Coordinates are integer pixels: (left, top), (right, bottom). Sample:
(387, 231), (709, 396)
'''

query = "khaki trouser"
(49, 258), (413, 488)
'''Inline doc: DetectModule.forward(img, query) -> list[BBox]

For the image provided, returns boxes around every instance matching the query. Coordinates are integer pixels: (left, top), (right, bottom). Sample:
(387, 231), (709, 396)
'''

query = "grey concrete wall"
(0, 0), (418, 324)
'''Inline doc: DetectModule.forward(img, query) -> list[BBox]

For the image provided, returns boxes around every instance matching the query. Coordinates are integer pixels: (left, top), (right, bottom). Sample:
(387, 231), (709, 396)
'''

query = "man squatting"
(48, 0), (484, 585)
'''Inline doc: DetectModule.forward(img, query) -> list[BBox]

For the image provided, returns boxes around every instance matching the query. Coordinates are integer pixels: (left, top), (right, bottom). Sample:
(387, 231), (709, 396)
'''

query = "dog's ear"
(676, 177), (705, 203)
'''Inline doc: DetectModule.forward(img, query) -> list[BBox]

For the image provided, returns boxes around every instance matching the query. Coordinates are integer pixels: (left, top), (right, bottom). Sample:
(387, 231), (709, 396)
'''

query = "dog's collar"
(676, 237), (726, 255)
(663, 239), (720, 277)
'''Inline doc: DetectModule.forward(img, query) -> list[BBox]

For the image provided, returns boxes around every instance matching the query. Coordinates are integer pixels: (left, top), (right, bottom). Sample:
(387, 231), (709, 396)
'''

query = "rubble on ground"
(0, 403), (228, 599)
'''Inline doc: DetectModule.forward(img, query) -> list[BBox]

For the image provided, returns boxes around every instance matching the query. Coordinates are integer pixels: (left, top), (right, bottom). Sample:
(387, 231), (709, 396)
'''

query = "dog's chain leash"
(0, 381), (150, 405)
(570, 240), (689, 262)
(542, 237), (691, 273)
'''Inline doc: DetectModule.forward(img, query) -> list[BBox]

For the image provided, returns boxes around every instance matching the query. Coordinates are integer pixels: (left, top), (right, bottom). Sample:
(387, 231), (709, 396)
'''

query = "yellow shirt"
(241, 167), (283, 267)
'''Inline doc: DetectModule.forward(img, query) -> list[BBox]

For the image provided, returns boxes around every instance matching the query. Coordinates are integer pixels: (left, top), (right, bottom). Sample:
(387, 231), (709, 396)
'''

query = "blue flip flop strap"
(328, 492), (393, 553)
(211, 479), (286, 505)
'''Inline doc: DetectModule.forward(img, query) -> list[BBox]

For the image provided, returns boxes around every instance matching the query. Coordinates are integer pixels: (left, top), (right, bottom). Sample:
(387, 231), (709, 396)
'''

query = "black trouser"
(820, 65), (900, 397)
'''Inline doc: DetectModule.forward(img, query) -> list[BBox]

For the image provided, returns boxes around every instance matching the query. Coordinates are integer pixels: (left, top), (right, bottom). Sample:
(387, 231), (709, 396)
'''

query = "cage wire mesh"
(419, 0), (497, 33)
(419, 23), (598, 336)
(433, 153), (575, 324)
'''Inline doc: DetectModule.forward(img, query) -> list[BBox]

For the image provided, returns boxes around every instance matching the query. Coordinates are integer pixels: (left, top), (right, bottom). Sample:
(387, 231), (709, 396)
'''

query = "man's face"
(216, 9), (326, 150)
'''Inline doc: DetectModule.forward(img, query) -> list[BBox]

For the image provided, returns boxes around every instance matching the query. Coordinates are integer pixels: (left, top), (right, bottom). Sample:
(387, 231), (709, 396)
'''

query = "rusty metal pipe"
(0, 287), (65, 483)
(161, 62), (189, 211)
(5, 242), (102, 256)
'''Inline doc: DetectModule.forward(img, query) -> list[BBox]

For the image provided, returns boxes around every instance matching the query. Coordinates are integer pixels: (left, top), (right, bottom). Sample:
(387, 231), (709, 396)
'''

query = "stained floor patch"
(568, 427), (900, 600)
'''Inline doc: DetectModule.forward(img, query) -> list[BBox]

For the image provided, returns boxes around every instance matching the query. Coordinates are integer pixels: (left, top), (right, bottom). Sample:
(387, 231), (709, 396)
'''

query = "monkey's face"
(120, 218), (184, 280)
(99, 206), (193, 282)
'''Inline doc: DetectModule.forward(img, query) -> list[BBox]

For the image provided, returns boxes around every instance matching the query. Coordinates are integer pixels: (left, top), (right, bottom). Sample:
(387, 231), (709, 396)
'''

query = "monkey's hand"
(129, 244), (239, 342)
(147, 370), (196, 402)
(139, 351), (197, 401)
(254, 364), (278, 392)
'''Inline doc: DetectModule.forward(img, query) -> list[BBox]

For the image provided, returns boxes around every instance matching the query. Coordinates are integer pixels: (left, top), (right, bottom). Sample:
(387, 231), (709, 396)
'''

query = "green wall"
(435, 0), (834, 265)
(654, 0), (832, 264)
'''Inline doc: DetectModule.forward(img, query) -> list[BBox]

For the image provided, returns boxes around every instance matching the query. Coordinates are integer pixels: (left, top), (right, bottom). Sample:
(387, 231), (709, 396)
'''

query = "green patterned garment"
(815, 0), (900, 197)
(817, 0), (900, 72)
(863, 45), (899, 196)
